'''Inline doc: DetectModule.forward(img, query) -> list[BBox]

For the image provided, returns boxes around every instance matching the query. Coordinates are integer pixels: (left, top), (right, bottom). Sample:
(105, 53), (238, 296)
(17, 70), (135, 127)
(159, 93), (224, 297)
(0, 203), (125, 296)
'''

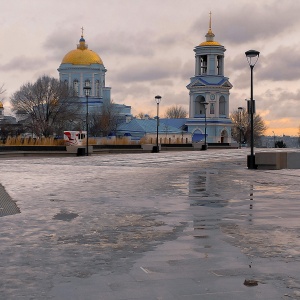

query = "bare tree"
(230, 107), (267, 146)
(10, 75), (81, 137)
(165, 105), (187, 118)
(135, 112), (152, 119)
(89, 101), (120, 137)
(0, 83), (6, 101)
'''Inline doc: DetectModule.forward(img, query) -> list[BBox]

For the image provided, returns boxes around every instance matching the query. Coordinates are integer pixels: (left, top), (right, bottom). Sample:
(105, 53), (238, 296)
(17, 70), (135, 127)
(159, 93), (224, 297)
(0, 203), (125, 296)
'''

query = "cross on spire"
(81, 26), (84, 37)
(209, 11), (212, 30)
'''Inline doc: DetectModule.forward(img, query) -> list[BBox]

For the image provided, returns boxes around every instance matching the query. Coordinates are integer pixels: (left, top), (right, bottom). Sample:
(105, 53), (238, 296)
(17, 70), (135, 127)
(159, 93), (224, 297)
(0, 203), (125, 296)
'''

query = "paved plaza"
(0, 149), (300, 299)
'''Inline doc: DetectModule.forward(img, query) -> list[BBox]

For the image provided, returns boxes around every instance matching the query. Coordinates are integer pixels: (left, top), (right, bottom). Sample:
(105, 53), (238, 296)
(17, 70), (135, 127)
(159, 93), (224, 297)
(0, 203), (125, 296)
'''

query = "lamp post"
(203, 101), (208, 150)
(155, 95), (162, 153)
(238, 106), (243, 149)
(83, 86), (91, 156)
(245, 49), (260, 169)
(272, 130), (276, 148)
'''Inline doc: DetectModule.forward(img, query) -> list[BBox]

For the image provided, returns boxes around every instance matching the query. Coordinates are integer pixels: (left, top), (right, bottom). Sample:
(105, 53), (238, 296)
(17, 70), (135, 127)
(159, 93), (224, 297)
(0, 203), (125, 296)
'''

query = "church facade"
(57, 32), (131, 119)
(186, 16), (233, 143)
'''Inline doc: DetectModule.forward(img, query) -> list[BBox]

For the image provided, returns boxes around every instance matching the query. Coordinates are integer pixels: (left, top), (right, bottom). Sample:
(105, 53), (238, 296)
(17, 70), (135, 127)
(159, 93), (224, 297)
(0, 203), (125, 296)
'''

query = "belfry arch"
(195, 95), (206, 115)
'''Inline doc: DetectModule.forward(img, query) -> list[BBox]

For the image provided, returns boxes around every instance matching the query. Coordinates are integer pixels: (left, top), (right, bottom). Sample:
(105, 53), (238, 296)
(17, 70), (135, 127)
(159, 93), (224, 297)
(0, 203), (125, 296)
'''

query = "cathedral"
(57, 30), (131, 119)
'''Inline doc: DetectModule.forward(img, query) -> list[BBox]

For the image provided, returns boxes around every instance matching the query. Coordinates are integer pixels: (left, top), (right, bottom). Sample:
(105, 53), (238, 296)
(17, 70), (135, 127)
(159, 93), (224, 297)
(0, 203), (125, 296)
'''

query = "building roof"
(117, 119), (183, 134)
(160, 118), (188, 129)
(61, 35), (103, 65)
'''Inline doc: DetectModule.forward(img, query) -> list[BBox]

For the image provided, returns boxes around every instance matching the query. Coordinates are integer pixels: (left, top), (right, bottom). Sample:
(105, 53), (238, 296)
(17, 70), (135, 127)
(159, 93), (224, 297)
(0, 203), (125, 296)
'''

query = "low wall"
(0, 145), (66, 152)
(255, 152), (300, 170)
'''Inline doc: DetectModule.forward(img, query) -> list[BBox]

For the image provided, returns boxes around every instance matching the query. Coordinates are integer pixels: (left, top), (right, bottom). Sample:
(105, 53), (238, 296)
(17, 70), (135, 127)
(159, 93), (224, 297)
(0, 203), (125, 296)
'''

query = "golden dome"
(199, 41), (221, 46)
(61, 36), (103, 65)
(0, 101), (3, 109)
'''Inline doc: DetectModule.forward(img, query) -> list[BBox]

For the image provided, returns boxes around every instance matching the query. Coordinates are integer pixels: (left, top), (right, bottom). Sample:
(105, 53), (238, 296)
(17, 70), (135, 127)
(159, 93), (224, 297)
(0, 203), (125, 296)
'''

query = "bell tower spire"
(205, 11), (215, 42)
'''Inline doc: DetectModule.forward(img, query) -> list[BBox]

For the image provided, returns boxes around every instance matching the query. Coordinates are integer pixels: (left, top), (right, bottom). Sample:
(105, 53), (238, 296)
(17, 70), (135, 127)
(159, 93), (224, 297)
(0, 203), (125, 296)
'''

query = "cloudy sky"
(1, 0), (299, 136)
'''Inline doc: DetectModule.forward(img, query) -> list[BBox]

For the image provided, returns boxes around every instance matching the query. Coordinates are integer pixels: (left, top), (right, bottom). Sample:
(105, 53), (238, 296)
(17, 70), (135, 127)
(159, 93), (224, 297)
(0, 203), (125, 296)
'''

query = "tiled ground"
(0, 149), (299, 299)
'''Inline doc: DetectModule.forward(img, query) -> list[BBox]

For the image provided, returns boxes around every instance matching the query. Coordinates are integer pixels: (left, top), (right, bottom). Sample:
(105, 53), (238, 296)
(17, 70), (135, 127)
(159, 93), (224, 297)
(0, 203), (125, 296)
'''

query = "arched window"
(95, 80), (100, 97)
(195, 95), (206, 116)
(210, 103), (215, 115)
(85, 79), (90, 87)
(217, 55), (223, 75)
(73, 80), (79, 96)
(64, 79), (68, 86)
(219, 96), (226, 116)
(200, 55), (207, 75)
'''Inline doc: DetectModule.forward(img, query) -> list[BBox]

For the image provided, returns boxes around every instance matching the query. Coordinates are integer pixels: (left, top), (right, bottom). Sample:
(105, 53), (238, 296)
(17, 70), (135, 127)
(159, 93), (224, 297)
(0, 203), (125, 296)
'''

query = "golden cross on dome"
(81, 26), (84, 37)
(209, 11), (212, 30)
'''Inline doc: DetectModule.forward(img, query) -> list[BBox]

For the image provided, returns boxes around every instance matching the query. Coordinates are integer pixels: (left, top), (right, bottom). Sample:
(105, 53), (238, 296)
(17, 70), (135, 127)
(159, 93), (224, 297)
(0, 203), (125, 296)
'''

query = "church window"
(95, 80), (100, 97)
(73, 80), (79, 96)
(219, 96), (226, 116)
(85, 79), (90, 87)
(64, 80), (68, 86)
(217, 55), (222, 75)
(200, 55), (207, 75)
(210, 103), (215, 114)
(195, 95), (206, 116)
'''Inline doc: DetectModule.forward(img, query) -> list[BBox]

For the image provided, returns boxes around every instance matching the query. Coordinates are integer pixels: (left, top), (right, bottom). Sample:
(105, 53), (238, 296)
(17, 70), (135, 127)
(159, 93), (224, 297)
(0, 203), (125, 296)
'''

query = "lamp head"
(245, 49), (260, 67)
(238, 106), (243, 112)
(155, 95), (162, 104)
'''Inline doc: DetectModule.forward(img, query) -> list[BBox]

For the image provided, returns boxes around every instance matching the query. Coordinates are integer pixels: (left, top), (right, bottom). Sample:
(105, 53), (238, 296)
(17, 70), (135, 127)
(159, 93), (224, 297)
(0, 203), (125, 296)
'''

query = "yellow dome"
(61, 36), (103, 65)
(199, 41), (221, 46)
(0, 101), (3, 109)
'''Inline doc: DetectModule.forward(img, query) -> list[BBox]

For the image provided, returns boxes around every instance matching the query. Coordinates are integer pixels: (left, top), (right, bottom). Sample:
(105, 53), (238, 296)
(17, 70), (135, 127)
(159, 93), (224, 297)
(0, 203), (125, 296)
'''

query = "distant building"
(0, 101), (22, 140)
(0, 102), (17, 125)
(186, 14), (233, 143)
(57, 31), (132, 125)
(117, 117), (191, 143)
(117, 14), (234, 144)
(260, 135), (300, 148)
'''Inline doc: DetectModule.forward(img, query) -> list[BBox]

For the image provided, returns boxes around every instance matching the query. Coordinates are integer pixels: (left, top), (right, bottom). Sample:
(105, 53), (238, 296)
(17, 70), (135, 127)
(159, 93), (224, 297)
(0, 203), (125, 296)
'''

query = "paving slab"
(0, 149), (299, 299)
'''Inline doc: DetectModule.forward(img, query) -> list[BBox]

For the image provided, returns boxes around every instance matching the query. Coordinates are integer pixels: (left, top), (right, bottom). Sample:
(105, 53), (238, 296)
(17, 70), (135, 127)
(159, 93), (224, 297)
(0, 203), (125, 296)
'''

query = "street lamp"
(83, 86), (91, 156)
(245, 49), (260, 169)
(238, 106), (243, 149)
(155, 95), (162, 153)
(203, 101), (208, 150)
(272, 130), (276, 148)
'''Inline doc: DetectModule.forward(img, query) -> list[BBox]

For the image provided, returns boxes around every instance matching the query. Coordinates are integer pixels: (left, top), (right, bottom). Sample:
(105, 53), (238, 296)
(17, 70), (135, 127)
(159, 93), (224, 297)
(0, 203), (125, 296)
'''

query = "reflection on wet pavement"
(0, 149), (299, 299)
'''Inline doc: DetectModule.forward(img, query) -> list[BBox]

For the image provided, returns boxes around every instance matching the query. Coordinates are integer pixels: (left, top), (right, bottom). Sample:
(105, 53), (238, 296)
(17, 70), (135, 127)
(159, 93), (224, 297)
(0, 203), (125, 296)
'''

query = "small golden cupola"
(61, 30), (103, 65)
(199, 12), (221, 46)
(0, 101), (3, 109)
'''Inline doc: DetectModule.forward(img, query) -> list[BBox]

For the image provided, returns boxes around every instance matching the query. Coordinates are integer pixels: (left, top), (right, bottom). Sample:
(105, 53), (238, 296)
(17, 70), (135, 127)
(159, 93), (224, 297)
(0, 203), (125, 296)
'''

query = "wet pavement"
(0, 149), (300, 299)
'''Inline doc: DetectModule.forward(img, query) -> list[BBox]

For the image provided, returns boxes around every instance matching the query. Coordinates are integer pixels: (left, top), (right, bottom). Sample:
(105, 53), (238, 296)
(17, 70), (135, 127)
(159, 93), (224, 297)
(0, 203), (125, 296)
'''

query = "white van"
(64, 131), (87, 146)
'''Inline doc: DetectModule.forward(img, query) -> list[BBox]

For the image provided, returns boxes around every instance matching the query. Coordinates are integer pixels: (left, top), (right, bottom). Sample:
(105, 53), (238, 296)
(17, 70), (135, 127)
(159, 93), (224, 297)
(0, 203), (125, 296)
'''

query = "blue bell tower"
(186, 13), (233, 143)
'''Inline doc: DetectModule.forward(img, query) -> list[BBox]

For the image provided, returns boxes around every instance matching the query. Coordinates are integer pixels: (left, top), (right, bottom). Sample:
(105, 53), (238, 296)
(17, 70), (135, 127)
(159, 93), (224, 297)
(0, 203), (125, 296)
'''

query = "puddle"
(53, 211), (79, 221)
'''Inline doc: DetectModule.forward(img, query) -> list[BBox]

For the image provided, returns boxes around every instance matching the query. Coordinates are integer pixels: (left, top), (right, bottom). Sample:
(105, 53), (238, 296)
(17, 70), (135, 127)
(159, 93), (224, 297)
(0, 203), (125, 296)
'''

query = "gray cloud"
(257, 47), (300, 81)
(93, 31), (156, 58)
(192, 1), (300, 45)
(111, 58), (183, 83)
(0, 56), (46, 72)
